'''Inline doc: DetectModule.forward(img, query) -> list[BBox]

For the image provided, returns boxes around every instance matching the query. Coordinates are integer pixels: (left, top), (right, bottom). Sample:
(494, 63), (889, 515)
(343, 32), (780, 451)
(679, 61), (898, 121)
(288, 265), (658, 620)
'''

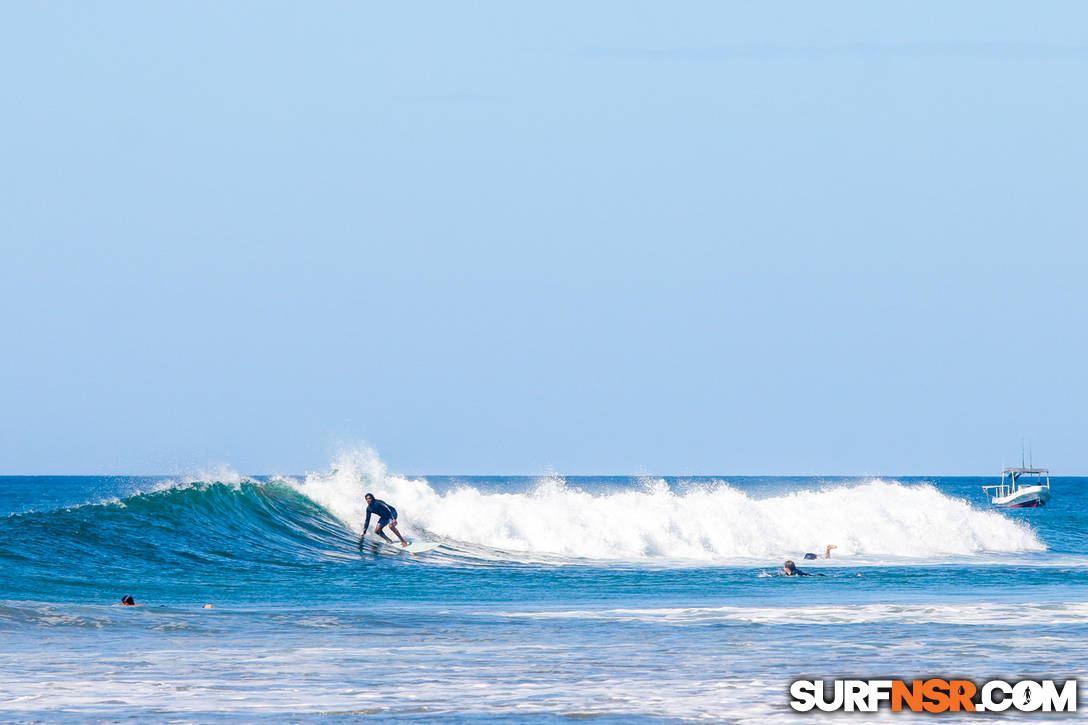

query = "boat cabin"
(982, 467), (1051, 508)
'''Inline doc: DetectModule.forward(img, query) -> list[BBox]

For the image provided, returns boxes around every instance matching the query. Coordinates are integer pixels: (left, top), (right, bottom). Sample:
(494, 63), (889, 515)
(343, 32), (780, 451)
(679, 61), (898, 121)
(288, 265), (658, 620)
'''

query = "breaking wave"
(296, 449), (1044, 562)
(1, 449), (1045, 573)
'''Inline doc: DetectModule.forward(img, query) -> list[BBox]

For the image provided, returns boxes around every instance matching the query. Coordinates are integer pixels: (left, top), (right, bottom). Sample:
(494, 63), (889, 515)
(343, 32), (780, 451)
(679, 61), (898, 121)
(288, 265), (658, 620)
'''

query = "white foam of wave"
(291, 448), (1045, 561)
(89, 466), (258, 508)
(20, 475), (225, 515)
(489, 601), (1088, 626)
(293, 447), (431, 533)
(179, 464), (253, 487)
(0, 642), (787, 722)
(4, 613), (1085, 723)
(104, 466), (258, 506)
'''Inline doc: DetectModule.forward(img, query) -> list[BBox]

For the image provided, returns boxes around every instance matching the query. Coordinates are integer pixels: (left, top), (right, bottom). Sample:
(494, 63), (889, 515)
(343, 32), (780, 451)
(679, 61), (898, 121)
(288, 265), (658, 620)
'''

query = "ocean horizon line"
(2, 471), (1082, 479)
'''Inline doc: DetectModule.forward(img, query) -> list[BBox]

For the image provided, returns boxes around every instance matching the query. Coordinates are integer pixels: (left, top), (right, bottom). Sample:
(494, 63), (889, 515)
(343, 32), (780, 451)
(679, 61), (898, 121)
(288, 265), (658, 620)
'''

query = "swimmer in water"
(120, 595), (144, 606)
(782, 560), (824, 576)
(802, 544), (838, 561)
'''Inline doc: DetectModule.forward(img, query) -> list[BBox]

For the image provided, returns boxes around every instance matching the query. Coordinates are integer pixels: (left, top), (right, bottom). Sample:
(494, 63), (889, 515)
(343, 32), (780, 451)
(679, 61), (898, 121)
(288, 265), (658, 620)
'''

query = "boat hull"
(999, 499), (1045, 508)
(991, 485), (1051, 509)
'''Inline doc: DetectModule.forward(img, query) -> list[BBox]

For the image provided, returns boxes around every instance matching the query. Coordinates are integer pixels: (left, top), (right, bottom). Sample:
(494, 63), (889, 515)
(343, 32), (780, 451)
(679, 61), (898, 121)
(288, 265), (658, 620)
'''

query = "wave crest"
(292, 451), (1045, 561)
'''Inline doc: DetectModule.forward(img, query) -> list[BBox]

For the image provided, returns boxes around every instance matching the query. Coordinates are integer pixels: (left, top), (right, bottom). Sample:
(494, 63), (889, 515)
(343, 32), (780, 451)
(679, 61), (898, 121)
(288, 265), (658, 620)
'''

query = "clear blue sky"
(2, 2), (1085, 475)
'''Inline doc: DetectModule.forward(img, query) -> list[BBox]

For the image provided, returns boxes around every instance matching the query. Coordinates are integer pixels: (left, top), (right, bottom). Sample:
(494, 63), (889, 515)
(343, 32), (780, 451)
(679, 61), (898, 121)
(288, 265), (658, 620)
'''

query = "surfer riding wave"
(362, 493), (408, 547)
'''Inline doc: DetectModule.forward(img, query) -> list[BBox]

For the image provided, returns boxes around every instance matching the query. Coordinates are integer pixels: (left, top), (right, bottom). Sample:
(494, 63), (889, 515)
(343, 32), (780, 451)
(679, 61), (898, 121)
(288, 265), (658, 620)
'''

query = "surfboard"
(374, 539), (439, 555)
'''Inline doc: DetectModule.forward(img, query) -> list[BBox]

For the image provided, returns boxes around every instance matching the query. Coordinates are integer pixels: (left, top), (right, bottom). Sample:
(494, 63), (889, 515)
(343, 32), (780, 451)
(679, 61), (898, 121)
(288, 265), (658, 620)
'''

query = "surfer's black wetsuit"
(363, 499), (398, 530)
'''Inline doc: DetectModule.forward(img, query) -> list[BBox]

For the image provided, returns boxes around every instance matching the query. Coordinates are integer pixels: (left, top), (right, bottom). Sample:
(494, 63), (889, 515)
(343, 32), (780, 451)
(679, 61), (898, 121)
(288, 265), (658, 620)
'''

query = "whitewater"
(1, 449), (1085, 722)
(294, 452), (1045, 562)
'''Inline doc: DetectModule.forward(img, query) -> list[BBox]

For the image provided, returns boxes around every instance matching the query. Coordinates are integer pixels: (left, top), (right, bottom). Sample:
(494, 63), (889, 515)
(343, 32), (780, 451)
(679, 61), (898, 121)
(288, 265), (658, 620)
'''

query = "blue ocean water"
(2, 452), (1086, 722)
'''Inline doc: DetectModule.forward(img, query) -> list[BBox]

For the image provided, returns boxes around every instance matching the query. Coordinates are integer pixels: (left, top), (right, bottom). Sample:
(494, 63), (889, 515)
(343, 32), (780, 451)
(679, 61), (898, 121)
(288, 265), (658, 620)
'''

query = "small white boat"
(983, 467), (1051, 508)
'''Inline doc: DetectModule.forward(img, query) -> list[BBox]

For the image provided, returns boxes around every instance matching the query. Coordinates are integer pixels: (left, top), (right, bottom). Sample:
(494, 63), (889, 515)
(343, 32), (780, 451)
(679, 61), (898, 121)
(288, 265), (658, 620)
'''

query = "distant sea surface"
(2, 453), (1086, 722)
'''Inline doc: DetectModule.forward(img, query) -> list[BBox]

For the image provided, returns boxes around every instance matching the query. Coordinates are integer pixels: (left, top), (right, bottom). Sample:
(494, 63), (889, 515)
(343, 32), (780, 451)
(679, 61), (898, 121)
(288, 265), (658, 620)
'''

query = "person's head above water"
(121, 595), (136, 606)
(782, 561), (798, 575)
